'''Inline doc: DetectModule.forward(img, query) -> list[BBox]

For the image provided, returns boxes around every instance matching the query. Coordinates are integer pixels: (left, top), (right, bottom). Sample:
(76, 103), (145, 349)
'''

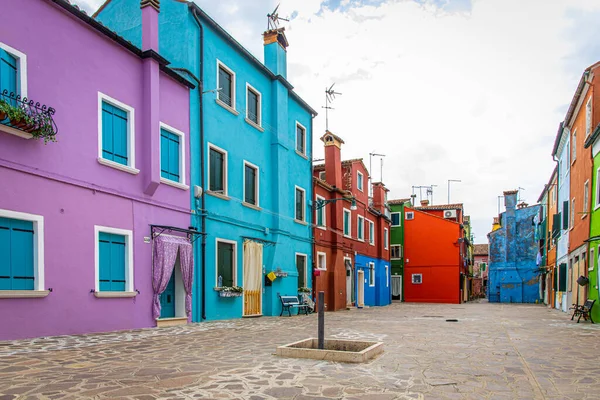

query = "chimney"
(372, 182), (388, 214)
(493, 217), (499, 225)
(321, 131), (344, 189)
(141, 0), (160, 51)
(420, 199), (429, 207)
(263, 28), (288, 78)
(503, 190), (518, 212)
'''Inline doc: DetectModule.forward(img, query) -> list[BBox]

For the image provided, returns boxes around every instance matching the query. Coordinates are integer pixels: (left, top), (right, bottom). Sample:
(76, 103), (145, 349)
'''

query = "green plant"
(298, 287), (311, 293)
(221, 286), (244, 293)
(0, 100), (56, 143)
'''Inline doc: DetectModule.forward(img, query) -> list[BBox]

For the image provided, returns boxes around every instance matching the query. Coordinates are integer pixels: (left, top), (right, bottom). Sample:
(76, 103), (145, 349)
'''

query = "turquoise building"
(97, 0), (317, 321)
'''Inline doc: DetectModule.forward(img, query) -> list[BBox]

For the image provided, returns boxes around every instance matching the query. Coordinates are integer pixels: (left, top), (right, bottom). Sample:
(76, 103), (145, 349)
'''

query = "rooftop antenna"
(369, 152), (385, 197)
(323, 83), (342, 132)
(517, 187), (525, 203)
(267, 3), (289, 30)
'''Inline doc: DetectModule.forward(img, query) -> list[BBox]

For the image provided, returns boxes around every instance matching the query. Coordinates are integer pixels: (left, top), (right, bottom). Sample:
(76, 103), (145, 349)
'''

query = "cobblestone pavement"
(1, 301), (599, 399)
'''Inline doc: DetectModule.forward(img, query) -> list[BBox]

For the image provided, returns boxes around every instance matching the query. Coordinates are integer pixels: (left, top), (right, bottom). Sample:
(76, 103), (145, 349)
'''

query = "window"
(295, 186), (306, 222)
(95, 226), (133, 293)
(412, 274), (422, 284)
(296, 253), (307, 288)
(318, 171), (325, 180)
(217, 61), (235, 108)
(160, 123), (186, 188)
(343, 208), (351, 237)
(583, 180), (589, 216)
(0, 42), (27, 98)
(357, 215), (364, 241)
(357, 171), (364, 192)
(571, 198), (575, 228)
(317, 252), (326, 270)
(315, 195), (326, 229)
(586, 97), (592, 137)
(98, 93), (137, 173)
(246, 83), (261, 126)
(369, 262), (375, 286)
(405, 211), (414, 220)
(596, 168), (600, 209)
(391, 212), (401, 227)
(208, 144), (227, 195)
(384, 228), (389, 250)
(0, 210), (44, 291)
(565, 139), (570, 168)
(391, 245), (402, 259)
(562, 200), (569, 230)
(216, 239), (236, 287)
(368, 220), (375, 245)
(385, 265), (389, 287)
(296, 122), (306, 156)
(243, 161), (259, 206)
(572, 130), (577, 162)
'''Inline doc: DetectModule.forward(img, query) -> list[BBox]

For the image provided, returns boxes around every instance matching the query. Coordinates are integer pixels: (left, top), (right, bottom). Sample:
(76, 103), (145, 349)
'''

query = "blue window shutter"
(102, 102), (115, 161)
(160, 129), (180, 182)
(10, 220), (34, 290)
(0, 218), (11, 290)
(0, 49), (17, 96)
(99, 232), (112, 291)
(170, 133), (180, 181)
(160, 130), (169, 179)
(110, 234), (126, 291)
(113, 108), (128, 165)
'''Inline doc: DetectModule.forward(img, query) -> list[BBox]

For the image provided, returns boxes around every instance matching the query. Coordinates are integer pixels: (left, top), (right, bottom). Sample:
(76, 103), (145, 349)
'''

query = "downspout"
(310, 115), (315, 301)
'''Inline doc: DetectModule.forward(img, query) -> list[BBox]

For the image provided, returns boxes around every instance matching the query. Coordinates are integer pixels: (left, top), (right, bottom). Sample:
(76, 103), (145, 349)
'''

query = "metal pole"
(318, 291), (325, 350)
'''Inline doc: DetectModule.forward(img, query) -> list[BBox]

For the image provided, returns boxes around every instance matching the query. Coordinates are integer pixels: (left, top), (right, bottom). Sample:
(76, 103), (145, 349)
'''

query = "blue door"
(160, 273), (175, 318)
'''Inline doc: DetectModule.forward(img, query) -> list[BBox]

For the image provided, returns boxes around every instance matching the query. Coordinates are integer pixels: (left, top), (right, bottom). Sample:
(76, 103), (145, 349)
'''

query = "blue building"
(488, 190), (541, 303)
(96, 0), (317, 321)
(354, 254), (391, 307)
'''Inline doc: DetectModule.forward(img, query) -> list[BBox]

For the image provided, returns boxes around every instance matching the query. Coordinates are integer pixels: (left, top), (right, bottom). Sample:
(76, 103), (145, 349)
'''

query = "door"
(357, 270), (365, 307)
(346, 263), (352, 306)
(243, 241), (263, 316)
(160, 273), (175, 318)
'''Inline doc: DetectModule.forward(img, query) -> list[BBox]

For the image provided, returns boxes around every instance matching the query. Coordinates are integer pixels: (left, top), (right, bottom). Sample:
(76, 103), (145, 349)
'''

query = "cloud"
(74, 0), (600, 241)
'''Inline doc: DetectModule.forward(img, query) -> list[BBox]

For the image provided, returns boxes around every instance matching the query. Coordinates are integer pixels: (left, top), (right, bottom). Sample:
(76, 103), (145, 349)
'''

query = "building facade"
(97, 0), (317, 320)
(472, 244), (489, 298)
(488, 191), (541, 303)
(536, 167), (558, 306)
(388, 198), (411, 301)
(0, 0), (194, 340)
(312, 131), (391, 310)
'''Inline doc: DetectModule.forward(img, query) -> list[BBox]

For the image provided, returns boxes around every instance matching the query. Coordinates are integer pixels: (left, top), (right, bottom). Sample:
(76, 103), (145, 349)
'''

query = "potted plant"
(218, 286), (244, 297)
(298, 287), (311, 293)
(0, 100), (8, 121)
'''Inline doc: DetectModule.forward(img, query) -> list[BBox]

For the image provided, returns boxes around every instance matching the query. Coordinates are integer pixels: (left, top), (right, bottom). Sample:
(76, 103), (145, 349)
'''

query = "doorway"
(357, 269), (365, 307)
(243, 241), (263, 317)
(345, 258), (352, 306)
(160, 273), (175, 318)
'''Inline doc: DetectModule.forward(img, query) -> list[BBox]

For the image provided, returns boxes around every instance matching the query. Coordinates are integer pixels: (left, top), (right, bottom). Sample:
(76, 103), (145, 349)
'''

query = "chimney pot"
(420, 200), (429, 207)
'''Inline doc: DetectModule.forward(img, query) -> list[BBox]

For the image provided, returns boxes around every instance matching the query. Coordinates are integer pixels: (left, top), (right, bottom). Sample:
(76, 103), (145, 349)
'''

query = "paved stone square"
(1, 301), (599, 399)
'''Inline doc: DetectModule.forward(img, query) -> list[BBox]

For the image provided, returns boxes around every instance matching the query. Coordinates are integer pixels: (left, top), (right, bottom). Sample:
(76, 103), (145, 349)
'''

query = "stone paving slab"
(1, 301), (599, 399)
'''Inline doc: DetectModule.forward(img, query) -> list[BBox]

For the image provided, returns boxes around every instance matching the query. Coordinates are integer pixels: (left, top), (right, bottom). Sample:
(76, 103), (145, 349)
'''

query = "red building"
(403, 201), (469, 304)
(312, 131), (391, 311)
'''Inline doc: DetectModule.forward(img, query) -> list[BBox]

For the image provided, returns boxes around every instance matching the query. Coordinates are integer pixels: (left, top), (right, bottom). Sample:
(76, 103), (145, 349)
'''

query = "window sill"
(98, 158), (140, 175)
(317, 225), (327, 231)
(160, 178), (189, 190)
(344, 234), (352, 239)
(216, 99), (240, 116)
(0, 290), (50, 298)
(0, 124), (34, 139)
(245, 118), (264, 132)
(370, 242), (375, 246)
(581, 214), (587, 219)
(94, 291), (137, 298)
(242, 202), (261, 211)
(207, 191), (230, 201)
(295, 151), (308, 160)
(294, 219), (308, 226)
(357, 238), (365, 242)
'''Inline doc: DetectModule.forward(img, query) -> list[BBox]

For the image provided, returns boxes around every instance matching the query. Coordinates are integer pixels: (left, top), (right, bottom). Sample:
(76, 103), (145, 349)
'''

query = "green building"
(583, 125), (600, 322)
(388, 198), (411, 301)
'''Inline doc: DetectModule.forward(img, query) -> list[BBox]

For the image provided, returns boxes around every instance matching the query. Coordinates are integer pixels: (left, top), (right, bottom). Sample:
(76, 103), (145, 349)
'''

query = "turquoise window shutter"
(0, 217), (34, 290)
(99, 232), (112, 291)
(101, 102), (115, 161)
(101, 101), (128, 166)
(99, 232), (126, 291)
(161, 129), (180, 181)
(209, 149), (224, 192)
(0, 49), (17, 96)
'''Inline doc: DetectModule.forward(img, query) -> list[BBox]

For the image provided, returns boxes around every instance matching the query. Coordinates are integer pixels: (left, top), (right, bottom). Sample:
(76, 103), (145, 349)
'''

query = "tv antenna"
(323, 83), (342, 131)
(267, 4), (289, 30)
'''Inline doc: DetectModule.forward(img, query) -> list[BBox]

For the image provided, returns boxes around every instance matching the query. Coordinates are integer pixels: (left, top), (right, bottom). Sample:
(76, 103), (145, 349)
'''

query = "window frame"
(368, 262), (375, 287)
(207, 142), (228, 196)
(583, 180), (589, 218)
(0, 209), (45, 293)
(412, 273), (423, 284)
(357, 171), (364, 192)
(216, 60), (236, 111)
(243, 160), (260, 207)
(245, 83), (262, 128)
(97, 92), (138, 174)
(385, 265), (389, 288)
(391, 244), (402, 260)
(315, 195), (326, 230)
(159, 122), (188, 189)
(391, 212), (401, 227)
(94, 225), (134, 293)
(357, 215), (365, 241)
(384, 228), (389, 250)
(571, 198), (575, 229)
(586, 97), (592, 137)
(215, 238), (237, 287)
(295, 121), (307, 157)
(0, 42), (27, 98)
(367, 219), (375, 246)
(596, 167), (600, 210)
(343, 208), (352, 238)
(317, 251), (327, 271)
(296, 252), (308, 288)
(294, 186), (306, 222)
(572, 129), (577, 163)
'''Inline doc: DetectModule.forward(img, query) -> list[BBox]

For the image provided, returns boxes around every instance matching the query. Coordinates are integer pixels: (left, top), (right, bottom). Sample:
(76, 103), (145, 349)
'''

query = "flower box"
(0, 92), (57, 143)
(219, 291), (243, 298)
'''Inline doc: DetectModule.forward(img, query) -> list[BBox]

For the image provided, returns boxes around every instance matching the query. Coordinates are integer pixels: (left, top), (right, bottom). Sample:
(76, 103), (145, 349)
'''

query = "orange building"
(403, 202), (468, 304)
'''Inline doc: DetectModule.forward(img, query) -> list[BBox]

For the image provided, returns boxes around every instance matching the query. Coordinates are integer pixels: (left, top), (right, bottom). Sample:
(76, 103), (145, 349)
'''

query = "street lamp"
(314, 197), (357, 211)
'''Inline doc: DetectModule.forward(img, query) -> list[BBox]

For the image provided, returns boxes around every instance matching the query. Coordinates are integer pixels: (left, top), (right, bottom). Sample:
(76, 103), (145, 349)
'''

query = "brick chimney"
(321, 131), (344, 189)
(420, 199), (429, 207)
(372, 182), (388, 214)
(263, 28), (288, 78)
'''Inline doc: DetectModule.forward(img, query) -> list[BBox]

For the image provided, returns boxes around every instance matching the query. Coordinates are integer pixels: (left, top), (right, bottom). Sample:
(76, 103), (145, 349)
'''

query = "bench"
(279, 295), (309, 316)
(570, 299), (595, 323)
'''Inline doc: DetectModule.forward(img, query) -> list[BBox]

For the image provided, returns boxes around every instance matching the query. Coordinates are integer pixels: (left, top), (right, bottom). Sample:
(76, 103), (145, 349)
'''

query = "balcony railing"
(0, 90), (57, 143)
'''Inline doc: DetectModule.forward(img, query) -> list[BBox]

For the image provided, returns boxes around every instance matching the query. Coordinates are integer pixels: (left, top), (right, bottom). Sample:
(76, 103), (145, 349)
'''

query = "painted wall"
(0, 0), (191, 340)
(389, 201), (408, 300)
(355, 254), (390, 307)
(97, 0), (315, 321)
(585, 138), (600, 322)
(403, 207), (461, 304)
(555, 125), (571, 312)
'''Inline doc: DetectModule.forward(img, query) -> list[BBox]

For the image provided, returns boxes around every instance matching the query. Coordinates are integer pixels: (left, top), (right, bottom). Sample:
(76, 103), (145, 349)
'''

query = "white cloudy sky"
(79, 0), (600, 242)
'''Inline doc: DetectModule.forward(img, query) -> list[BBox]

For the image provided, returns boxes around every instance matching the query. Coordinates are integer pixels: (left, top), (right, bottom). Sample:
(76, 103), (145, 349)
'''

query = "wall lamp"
(314, 197), (357, 211)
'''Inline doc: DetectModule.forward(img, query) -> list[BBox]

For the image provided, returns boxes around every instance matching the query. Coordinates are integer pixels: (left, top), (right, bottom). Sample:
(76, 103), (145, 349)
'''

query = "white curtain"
(243, 241), (263, 315)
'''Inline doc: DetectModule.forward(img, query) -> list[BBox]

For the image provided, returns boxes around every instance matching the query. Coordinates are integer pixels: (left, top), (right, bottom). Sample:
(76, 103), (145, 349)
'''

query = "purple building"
(0, 0), (195, 340)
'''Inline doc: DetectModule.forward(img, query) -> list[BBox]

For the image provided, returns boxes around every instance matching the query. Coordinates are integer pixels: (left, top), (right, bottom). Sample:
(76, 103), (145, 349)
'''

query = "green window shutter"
(552, 213), (561, 238)
(562, 201), (569, 230)
(217, 242), (234, 287)
(295, 189), (304, 220)
(296, 125), (305, 154)
(218, 67), (233, 106)
(209, 149), (224, 192)
(0, 49), (18, 97)
(244, 165), (256, 205)
(317, 206), (323, 226)
(344, 212), (349, 235)
(247, 90), (258, 123)
(296, 255), (305, 288)
(558, 263), (567, 292)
